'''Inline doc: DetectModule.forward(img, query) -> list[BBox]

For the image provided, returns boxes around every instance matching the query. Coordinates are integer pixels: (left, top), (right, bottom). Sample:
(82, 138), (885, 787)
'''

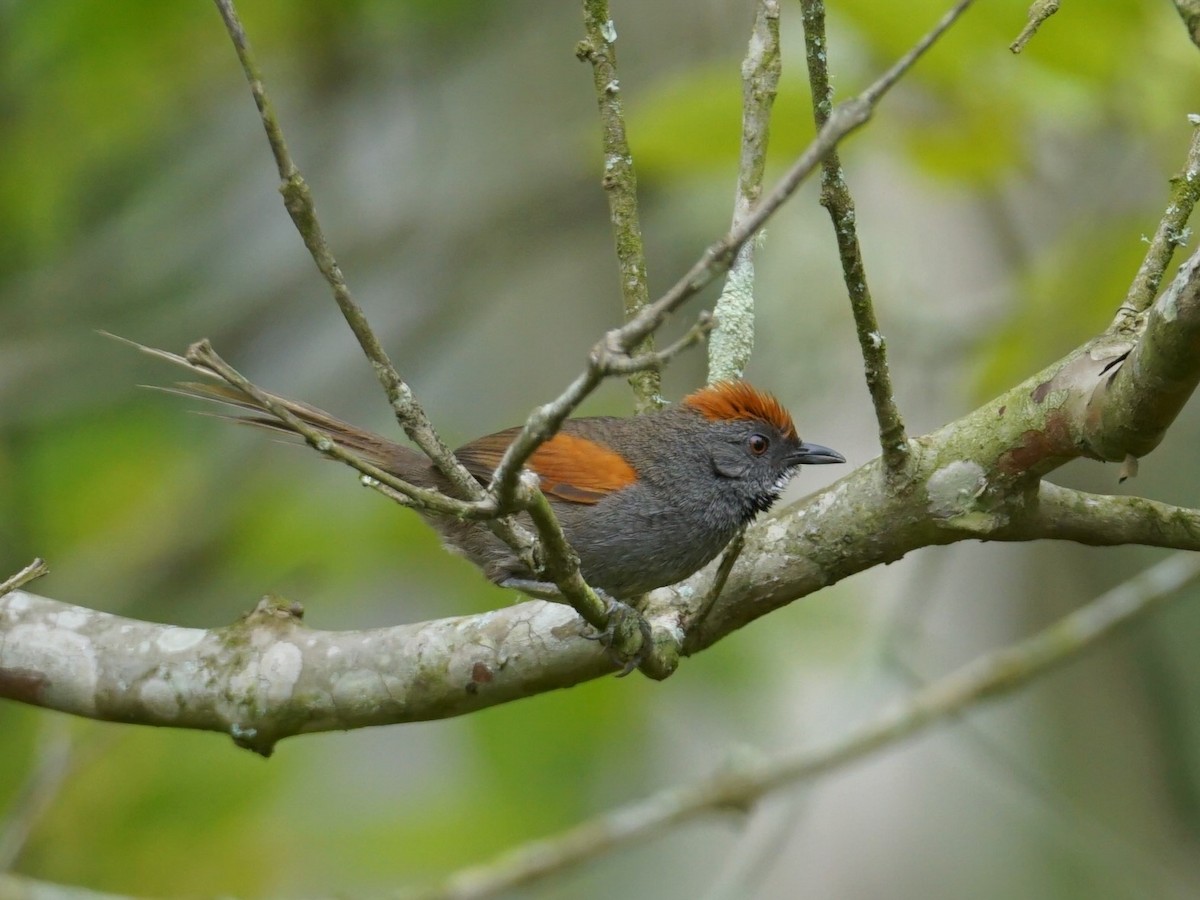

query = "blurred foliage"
(2, 1), (1200, 898)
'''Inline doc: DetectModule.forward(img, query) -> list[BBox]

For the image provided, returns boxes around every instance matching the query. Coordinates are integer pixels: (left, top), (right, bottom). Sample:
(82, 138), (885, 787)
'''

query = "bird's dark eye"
(748, 433), (769, 455)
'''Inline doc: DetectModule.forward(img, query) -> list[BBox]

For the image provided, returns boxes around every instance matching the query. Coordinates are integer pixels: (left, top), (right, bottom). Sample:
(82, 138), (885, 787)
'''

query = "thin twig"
(604, 312), (714, 375)
(1010, 0), (1061, 53)
(209, 0), (482, 503)
(578, 1), (660, 412)
(405, 551), (1200, 899)
(801, 0), (909, 479)
(708, 0), (781, 383)
(523, 487), (617, 634)
(0, 559), (48, 597)
(1115, 121), (1200, 325)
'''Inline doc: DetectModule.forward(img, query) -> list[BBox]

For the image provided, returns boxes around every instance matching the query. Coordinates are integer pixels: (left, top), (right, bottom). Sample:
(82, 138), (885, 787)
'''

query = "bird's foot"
(581, 594), (652, 677)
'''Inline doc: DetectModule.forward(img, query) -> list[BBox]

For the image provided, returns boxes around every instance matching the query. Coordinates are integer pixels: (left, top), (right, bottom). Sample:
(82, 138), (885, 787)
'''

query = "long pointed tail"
(106, 332), (430, 478)
(166, 380), (424, 476)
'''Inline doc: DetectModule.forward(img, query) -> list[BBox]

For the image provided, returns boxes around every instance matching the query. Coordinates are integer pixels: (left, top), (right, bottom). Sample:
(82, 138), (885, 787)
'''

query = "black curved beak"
(790, 441), (846, 465)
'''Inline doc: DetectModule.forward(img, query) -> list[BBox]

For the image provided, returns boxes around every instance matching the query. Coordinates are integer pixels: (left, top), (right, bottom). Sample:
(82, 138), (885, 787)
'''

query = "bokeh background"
(3, 1), (1200, 898)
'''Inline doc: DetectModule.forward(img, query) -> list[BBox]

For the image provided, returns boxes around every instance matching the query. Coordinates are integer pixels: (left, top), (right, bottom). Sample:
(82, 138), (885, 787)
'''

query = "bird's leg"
(500, 579), (652, 677)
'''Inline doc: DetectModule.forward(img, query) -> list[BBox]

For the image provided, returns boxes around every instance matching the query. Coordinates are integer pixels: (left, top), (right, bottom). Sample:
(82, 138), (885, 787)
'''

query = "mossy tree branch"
(578, 1), (660, 411)
(800, 0), (909, 480)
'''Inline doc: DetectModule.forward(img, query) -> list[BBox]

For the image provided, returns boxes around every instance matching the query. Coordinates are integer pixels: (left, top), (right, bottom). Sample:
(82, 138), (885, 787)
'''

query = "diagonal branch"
(204, 0), (661, 666)
(609, 0), (980, 359)
(0, 559), (48, 598)
(210, 0), (482, 505)
(1116, 123), (1200, 323)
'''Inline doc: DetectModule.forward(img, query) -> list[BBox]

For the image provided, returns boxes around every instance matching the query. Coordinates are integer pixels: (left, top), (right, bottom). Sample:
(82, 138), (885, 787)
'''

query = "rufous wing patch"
(455, 429), (635, 505)
(682, 381), (796, 438)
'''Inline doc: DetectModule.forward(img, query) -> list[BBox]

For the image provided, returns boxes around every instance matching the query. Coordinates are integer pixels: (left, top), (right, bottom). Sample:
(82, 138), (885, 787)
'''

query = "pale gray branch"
(0, 593), (611, 757)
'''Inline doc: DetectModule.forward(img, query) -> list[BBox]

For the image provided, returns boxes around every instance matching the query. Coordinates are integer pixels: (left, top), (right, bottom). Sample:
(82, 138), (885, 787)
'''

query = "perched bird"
(175, 380), (844, 598)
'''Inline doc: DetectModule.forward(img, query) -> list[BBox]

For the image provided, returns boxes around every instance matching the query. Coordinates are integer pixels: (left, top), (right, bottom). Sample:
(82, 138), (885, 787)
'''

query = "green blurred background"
(3, 1), (1200, 897)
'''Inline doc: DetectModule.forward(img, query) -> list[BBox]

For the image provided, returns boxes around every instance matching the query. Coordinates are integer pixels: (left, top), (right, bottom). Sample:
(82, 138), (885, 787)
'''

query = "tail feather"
(104, 332), (429, 480)
(166, 381), (412, 472)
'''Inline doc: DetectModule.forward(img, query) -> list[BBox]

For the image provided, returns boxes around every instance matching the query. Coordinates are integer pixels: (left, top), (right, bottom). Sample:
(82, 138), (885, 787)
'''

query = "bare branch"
(800, 0), (909, 479)
(1010, 0), (1061, 53)
(605, 311), (714, 375)
(577, 1), (660, 411)
(209, 0), (483, 504)
(406, 552), (1200, 899)
(0, 560), (48, 598)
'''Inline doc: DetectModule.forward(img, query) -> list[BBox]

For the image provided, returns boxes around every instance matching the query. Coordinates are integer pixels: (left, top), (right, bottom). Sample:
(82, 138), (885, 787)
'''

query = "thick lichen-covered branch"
(9, 270), (1200, 742)
(0, 592), (613, 758)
